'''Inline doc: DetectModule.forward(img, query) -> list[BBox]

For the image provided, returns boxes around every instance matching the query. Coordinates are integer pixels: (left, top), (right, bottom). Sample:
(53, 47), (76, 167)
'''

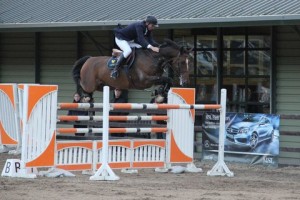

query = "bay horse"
(72, 39), (190, 97)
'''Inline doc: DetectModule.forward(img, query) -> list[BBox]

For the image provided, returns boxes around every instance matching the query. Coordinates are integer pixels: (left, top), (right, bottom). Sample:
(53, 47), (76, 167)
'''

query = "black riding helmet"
(145, 16), (159, 27)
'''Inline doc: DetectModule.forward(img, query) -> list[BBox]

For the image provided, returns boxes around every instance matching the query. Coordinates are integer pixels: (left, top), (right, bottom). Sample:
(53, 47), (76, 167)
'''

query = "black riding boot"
(110, 54), (125, 79)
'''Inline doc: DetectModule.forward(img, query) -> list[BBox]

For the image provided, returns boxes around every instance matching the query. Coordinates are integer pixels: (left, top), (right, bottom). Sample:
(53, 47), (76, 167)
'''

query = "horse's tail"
(72, 55), (91, 94)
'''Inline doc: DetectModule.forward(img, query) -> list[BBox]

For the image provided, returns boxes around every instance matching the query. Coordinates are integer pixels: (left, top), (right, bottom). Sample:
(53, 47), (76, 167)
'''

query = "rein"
(169, 51), (182, 77)
(147, 49), (171, 71)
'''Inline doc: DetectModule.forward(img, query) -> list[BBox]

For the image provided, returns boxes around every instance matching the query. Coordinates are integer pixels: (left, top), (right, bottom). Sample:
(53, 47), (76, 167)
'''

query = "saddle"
(107, 48), (136, 70)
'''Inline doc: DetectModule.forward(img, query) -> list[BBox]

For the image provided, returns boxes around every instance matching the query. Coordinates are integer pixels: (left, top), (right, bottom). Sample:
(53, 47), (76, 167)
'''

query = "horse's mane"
(160, 38), (180, 50)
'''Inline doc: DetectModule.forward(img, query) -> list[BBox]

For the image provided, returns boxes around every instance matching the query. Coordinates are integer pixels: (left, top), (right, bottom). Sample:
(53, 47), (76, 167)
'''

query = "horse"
(72, 38), (191, 97)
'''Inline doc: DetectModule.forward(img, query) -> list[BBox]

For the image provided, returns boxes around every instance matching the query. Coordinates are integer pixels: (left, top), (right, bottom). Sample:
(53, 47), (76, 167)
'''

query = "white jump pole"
(90, 86), (119, 181)
(207, 89), (234, 177)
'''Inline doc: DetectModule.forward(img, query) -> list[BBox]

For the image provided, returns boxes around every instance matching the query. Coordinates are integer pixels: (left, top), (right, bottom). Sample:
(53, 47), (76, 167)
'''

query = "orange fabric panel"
(96, 162), (131, 169)
(170, 130), (192, 163)
(172, 88), (195, 119)
(133, 140), (165, 148)
(27, 85), (57, 120)
(0, 85), (16, 109)
(26, 131), (56, 167)
(132, 162), (164, 168)
(56, 164), (92, 171)
(0, 121), (17, 145)
(56, 142), (93, 150)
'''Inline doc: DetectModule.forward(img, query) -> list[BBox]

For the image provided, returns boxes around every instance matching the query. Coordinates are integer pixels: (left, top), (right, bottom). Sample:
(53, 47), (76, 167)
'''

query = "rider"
(110, 16), (160, 79)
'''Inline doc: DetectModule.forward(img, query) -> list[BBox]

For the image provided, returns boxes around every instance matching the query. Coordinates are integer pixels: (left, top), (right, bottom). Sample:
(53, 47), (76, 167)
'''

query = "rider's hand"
(150, 46), (160, 53)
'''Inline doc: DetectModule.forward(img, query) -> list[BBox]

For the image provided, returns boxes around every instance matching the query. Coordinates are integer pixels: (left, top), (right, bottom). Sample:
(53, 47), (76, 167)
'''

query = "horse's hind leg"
(81, 81), (95, 98)
(80, 79), (96, 99)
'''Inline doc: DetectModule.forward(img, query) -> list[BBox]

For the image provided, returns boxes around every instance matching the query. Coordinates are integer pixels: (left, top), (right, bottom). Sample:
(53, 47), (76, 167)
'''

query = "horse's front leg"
(147, 75), (173, 85)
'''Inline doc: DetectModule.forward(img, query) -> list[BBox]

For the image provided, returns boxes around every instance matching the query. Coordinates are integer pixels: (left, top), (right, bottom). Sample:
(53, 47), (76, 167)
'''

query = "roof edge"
(1, 15), (300, 32)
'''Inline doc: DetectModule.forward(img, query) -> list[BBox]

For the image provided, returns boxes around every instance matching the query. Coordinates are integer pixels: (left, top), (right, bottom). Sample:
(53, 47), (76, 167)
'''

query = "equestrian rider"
(110, 16), (160, 79)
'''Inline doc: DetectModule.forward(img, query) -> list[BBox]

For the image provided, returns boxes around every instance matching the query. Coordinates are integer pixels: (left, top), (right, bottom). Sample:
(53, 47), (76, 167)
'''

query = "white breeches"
(115, 37), (142, 58)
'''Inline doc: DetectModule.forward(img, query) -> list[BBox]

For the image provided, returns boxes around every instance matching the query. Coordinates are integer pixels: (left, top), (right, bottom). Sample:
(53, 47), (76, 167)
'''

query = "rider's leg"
(128, 41), (142, 48)
(110, 53), (125, 79)
(111, 38), (132, 79)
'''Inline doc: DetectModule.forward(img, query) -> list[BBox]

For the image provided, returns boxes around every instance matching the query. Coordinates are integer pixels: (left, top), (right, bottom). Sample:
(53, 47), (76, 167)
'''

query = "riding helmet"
(145, 16), (159, 27)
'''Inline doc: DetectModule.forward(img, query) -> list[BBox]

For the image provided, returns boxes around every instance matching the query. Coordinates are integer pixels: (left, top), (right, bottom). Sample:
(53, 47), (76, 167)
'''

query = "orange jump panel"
(170, 130), (192, 163)
(97, 162), (131, 169)
(133, 140), (165, 148)
(0, 121), (18, 145)
(56, 164), (92, 171)
(56, 141), (93, 150)
(132, 161), (165, 168)
(26, 131), (56, 167)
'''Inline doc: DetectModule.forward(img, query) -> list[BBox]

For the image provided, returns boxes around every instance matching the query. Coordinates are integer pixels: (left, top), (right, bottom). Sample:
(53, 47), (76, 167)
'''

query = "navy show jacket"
(114, 21), (158, 48)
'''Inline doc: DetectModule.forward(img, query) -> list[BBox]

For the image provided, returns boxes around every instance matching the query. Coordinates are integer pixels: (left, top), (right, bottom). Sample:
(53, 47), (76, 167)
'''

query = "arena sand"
(0, 153), (299, 200)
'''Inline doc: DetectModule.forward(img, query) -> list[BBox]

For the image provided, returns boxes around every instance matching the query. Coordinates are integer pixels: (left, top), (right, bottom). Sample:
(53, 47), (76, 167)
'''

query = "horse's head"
(177, 46), (192, 87)
(159, 39), (191, 87)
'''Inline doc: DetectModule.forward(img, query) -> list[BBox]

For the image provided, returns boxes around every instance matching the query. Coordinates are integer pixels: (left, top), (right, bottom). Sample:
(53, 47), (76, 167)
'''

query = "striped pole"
(57, 127), (168, 134)
(57, 115), (168, 122)
(111, 103), (221, 110)
(58, 102), (221, 110)
(58, 103), (103, 109)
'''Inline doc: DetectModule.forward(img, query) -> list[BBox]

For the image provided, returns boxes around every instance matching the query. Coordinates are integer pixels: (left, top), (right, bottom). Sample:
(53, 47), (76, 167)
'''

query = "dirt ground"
(0, 153), (299, 200)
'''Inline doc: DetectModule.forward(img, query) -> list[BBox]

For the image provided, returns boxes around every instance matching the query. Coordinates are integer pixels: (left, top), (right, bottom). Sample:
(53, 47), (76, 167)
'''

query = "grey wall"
(276, 26), (300, 165)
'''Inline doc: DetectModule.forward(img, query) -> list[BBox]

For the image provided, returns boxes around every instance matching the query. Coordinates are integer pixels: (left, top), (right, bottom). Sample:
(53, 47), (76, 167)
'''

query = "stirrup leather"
(110, 69), (119, 79)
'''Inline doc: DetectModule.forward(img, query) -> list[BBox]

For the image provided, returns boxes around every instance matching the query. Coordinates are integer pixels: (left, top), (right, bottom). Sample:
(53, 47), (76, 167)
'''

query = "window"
(196, 36), (217, 76)
(186, 27), (271, 114)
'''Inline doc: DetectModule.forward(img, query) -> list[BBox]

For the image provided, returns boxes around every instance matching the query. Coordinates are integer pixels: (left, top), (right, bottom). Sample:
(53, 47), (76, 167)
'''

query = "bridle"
(170, 51), (189, 85)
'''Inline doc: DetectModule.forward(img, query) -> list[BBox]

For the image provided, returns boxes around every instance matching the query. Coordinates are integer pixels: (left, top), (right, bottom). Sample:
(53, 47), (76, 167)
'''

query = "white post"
(90, 86), (119, 181)
(9, 84), (22, 155)
(16, 84), (37, 178)
(14, 84), (22, 154)
(207, 89), (234, 177)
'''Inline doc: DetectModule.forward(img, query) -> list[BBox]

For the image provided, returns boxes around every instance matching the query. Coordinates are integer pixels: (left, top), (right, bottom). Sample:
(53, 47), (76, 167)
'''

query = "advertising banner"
(202, 112), (280, 166)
